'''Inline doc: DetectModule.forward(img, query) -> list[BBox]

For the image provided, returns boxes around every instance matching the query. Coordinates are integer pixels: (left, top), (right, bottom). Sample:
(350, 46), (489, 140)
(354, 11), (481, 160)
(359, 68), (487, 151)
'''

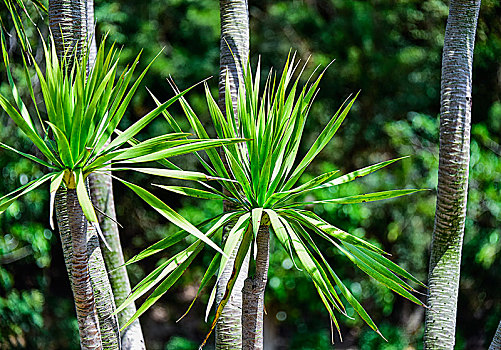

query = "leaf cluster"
(0, 32), (242, 250)
(120, 54), (426, 342)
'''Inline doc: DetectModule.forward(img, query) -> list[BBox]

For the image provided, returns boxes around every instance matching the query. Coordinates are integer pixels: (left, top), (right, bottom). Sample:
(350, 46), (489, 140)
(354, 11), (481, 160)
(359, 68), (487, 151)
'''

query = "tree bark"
(489, 320), (501, 350)
(423, 1), (481, 349)
(85, 0), (97, 68)
(89, 174), (145, 349)
(242, 225), (269, 350)
(55, 187), (102, 350)
(83, 1), (145, 347)
(49, 0), (87, 61)
(215, 1), (250, 349)
(49, 1), (138, 348)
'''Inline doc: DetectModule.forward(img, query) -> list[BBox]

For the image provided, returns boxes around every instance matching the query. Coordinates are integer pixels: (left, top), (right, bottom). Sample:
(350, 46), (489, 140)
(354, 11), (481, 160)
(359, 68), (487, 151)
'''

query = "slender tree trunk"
(55, 187), (102, 350)
(49, 0), (87, 61)
(83, 1), (145, 346)
(89, 175), (145, 349)
(423, 1), (481, 349)
(215, 1), (250, 349)
(85, 0), (97, 68)
(489, 320), (501, 350)
(49, 1), (136, 349)
(242, 225), (269, 350)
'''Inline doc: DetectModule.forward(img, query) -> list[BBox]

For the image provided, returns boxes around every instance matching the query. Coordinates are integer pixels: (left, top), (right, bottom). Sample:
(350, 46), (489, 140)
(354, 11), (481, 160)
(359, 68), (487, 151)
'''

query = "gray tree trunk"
(423, 1), (481, 349)
(49, 1), (142, 349)
(489, 320), (501, 350)
(83, 1), (145, 348)
(89, 174), (145, 349)
(242, 225), (269, 350)
(55, 187), (103, 350)
(215, 1), (250, 349)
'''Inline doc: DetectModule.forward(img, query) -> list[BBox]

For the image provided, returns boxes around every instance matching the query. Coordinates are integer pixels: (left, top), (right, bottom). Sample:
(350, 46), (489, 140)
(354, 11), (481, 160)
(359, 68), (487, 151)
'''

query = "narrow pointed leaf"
(0, 172), (53, 213)
(113, 176), (225, 255)
(154, 185), (223, 200)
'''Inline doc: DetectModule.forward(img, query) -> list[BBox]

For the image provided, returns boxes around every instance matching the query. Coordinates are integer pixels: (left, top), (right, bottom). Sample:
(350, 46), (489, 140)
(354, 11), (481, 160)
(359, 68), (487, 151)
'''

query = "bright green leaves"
(154, 185), (224, 200)
(114, 177), (225, 256)
(266, 209), (424, 337)
(0, 31), (246, 251)
(49, 171), (65, 230)
(0, 172), (54, 215)
(283, 93), (358, 191)
(129, 54), (427, 340)
(115, 211), (242, 330)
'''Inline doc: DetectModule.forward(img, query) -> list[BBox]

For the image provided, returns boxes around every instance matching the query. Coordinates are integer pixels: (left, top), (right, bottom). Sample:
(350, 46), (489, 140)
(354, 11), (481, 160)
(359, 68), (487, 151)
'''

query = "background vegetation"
(0, 0), (499, 349)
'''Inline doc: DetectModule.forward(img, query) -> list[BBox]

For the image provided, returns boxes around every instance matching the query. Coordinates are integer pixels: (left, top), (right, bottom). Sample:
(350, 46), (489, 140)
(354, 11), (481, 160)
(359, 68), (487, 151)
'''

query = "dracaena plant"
(0, 32), (241, 348)
(117, 55), (426, 347)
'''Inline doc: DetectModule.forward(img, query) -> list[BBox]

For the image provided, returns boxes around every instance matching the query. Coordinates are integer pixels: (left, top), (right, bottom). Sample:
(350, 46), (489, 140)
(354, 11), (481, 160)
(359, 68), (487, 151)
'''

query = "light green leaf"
(284, 94), (358, 191)
(154, 185), (223, 200)
(336, 242), (425, 307)
(113, 176), (225, 255)
(311, 157), (409, 191)
(112, 167), (225, 182)
(49, 171), (65, 229)
(0, 92), (58, 165)
(120, 138), (245, 164)
(177, 252), (221, 322)
(105, 80), (206, 152)
(0, 172), (53, 214)
(280, 209), (385, 254)
(290, 189), (425, 207)
(119, 243), (203, 330)
(46, 122), (73, 167)
(74, 169), (97, 223)
(0, 141), (57, 169)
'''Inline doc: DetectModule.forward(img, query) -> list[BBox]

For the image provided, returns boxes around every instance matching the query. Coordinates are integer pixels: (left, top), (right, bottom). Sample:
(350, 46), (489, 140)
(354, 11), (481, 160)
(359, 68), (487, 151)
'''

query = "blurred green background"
(1, 0), (500, 349)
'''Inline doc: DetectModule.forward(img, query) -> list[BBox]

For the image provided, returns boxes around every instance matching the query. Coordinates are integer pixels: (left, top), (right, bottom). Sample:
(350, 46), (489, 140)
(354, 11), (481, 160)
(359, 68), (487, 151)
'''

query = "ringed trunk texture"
(49, 0), (87, 61)
(489, 320), (501, 350)
(85, 0), (97, 68)
(216, 0), (250, 349)
(49, 1), (137, 348)
(423, 1), (481, 349)
(84, 1), (145, 347)
(89, 173), (145, 349)
(242, 225), (270, 350)
(55, 187), (102, 349)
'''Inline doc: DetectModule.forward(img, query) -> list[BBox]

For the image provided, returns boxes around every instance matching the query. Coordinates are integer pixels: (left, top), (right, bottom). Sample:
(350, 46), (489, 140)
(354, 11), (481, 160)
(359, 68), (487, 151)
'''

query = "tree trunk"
(85, 0), (97, 68)
(49, 0), (87, 61)
(89, 174), (145, 349)
(49, 1), (136, 349)
(489, 320), (501, 350)
(83, 1), (145, 346)
(423, 1), (481, 349)
(242, 225), (269, 350)
(55, 187), (102, 350)
(215, 1), (250, 349)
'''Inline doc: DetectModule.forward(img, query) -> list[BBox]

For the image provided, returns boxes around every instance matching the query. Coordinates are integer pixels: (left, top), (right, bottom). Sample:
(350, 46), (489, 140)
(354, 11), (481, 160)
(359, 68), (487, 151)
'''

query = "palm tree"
(423, 0), (481, 349)
(0, 32), (240, 348)
(48, 1), (120, 348)
(121, 56), (426, 350)
(216, 1), (250, 348)
(48, 1), (145, 347)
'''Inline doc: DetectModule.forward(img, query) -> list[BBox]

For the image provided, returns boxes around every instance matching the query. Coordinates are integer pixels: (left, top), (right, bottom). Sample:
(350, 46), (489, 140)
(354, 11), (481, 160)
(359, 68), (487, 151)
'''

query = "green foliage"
(121, 56), (425, 345)
(164, 336), (198, 350)
(0, 31), (243, 248)
(1, 0), (500, 348)
(0, 290), (44, 348)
